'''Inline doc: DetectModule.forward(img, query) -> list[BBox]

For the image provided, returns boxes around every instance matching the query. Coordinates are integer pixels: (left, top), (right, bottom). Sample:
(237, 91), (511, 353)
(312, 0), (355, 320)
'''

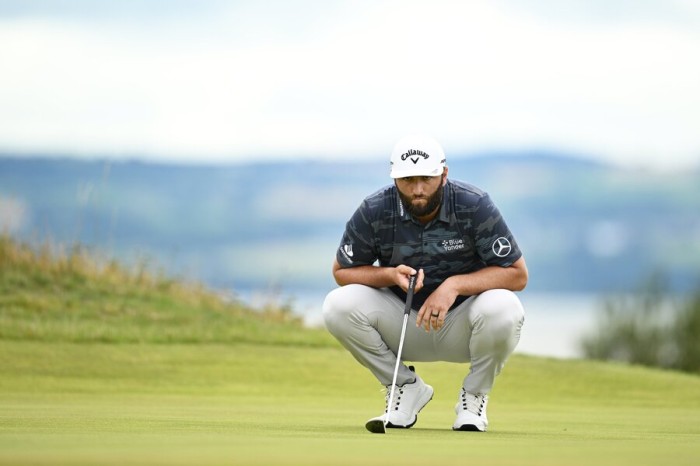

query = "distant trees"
(580, 275), (700, 374)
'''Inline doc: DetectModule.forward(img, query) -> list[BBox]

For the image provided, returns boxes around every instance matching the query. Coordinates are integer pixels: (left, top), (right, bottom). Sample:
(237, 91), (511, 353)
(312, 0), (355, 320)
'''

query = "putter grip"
(403, 274), (417, 315)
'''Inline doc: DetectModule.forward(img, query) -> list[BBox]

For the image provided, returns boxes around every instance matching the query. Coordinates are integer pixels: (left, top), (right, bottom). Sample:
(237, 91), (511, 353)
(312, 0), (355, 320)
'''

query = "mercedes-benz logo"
(492, 237), (512, 257)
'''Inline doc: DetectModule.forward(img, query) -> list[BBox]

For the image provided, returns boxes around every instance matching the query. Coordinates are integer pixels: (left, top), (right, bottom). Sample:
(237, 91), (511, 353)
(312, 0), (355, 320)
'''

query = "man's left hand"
(416, 280), (459, 332)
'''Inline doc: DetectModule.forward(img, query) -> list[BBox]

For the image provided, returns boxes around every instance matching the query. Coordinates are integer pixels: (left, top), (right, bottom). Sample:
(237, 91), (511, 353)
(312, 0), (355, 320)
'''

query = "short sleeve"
(472, 194), (522, 267)
(335, 200), (380, 268)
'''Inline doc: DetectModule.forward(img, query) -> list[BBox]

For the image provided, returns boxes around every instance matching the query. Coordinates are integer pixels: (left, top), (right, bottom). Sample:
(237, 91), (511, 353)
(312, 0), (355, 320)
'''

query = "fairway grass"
(1, 341), (699, 465)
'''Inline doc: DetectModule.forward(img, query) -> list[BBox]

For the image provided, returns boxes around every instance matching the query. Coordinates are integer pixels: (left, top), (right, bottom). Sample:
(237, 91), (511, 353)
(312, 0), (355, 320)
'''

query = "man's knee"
(475, 289), (524, 316)
(471, 289), (525, 335)
(322, 284), (367, 332)
(323, 287), (345, 332)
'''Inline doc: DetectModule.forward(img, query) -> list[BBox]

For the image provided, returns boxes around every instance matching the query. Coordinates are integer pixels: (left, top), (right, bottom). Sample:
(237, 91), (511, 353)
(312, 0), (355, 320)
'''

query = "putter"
(366, 273), (417, 434)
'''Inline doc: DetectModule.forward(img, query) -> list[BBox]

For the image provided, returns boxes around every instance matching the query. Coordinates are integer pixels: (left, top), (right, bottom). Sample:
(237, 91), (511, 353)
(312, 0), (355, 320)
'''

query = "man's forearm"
(333, 264), (396, 288)
(443, 257), (528, 297)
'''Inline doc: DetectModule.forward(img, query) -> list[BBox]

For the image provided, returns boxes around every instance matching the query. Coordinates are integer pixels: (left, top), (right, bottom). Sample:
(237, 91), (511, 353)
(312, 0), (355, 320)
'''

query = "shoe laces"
(459, 388), (487, 416)
(383, 385), (404, 413)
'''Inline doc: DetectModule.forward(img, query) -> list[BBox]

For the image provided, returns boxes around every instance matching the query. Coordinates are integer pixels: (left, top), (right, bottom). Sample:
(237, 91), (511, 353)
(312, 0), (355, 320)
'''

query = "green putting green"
(1, 341), (699, 466)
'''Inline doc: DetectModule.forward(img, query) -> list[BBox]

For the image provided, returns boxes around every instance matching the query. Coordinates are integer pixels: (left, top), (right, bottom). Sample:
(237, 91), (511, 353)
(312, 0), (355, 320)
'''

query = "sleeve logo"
(492, 237), (512, 257)
(340, 243), (354, 263)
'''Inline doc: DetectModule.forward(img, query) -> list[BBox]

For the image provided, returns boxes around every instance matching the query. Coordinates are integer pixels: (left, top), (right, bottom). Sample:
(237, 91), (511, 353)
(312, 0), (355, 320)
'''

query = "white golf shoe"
(453, 388), (489, 432)
(365, 373), (434, 432)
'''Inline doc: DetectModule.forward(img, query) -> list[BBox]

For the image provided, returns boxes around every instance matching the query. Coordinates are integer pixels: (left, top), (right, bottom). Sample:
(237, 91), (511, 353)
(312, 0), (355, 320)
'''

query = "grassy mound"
(0, 235), (334, 346)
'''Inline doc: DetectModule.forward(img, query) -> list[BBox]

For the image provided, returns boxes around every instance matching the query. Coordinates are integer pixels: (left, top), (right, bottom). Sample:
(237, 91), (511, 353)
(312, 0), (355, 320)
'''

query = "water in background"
(516, 292), (601, 359)
(239, 288), (602, 360)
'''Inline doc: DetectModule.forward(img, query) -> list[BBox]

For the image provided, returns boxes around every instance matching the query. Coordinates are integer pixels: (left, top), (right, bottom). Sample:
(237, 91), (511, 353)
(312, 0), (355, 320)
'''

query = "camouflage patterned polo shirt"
(335, 179), (522, 310)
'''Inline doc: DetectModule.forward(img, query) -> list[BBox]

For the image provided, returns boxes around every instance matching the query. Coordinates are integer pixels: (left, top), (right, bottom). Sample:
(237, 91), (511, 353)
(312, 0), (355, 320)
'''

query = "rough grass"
(1, 235), (700, 465)
(0, 234), (334, 346)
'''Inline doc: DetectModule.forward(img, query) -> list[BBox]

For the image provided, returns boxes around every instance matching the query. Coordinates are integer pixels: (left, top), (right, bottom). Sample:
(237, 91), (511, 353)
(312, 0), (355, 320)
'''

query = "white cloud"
(0, 1), (698, 169)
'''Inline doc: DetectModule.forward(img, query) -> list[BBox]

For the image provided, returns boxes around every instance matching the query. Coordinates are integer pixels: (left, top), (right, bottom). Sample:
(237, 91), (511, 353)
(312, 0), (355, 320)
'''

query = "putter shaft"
(384, 274), (417, 430)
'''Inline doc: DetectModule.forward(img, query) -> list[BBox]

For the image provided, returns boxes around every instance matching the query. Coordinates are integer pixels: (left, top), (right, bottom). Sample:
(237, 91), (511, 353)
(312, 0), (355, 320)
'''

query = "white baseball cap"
(389, 134), (446, 179)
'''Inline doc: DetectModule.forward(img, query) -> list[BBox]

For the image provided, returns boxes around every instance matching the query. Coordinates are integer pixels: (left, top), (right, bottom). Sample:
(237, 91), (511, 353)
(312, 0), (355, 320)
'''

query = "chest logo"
(441, 239), (465, 251)
(492, 237), (512, 257)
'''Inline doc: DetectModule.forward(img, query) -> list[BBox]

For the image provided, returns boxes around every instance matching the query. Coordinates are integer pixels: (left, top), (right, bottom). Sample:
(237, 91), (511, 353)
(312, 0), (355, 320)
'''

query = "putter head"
(365, 417), (386, 434)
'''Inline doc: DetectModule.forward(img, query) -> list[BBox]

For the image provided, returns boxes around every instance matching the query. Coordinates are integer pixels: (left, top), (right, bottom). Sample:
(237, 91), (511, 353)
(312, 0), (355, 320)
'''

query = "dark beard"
(398, 183), (444, 218)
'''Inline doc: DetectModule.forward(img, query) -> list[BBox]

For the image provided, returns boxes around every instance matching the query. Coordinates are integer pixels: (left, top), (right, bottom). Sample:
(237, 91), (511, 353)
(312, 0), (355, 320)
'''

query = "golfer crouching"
(323, 135), (527, 432)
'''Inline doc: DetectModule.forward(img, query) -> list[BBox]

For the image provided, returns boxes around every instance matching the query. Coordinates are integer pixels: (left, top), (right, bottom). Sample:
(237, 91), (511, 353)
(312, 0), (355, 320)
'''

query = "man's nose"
(411, 181), (428, 195)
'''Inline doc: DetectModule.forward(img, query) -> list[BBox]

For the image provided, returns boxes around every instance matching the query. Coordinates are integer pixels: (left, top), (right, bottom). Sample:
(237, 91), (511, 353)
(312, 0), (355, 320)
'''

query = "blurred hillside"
(1, 154), (699, 296)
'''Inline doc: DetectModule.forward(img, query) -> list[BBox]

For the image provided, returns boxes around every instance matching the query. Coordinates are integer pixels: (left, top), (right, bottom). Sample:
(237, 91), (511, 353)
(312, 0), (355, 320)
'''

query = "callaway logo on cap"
(389, 134), (446, 179)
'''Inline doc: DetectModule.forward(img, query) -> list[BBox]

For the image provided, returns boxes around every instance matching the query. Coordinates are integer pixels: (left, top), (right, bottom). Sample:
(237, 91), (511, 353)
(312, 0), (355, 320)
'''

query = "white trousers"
(323, 284), (525, 394)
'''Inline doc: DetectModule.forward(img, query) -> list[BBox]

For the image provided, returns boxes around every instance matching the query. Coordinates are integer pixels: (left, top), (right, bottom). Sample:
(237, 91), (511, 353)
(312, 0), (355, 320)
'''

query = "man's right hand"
(394, 265), (424, 294)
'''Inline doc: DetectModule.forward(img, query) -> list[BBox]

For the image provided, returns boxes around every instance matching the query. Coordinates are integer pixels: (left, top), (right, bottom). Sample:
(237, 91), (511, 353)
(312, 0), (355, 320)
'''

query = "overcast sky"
(1, 0), (699, 170)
